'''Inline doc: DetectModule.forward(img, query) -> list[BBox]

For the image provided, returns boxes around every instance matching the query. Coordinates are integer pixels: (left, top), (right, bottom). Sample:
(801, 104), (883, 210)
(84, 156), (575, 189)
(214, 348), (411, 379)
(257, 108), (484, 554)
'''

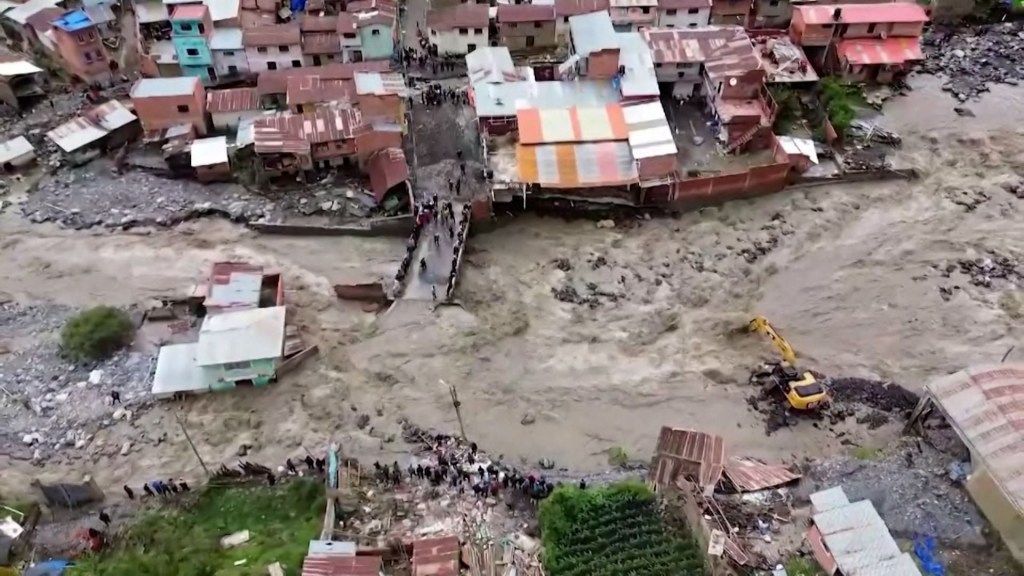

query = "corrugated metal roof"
(837, 37), (923, 66)
(722, 456), (801, 492)
(191, 136), (229, 167)
(367, 147), (407, 201)
(4, 0), (60, 25)
(131, 77), (199, 98)
(0, 136), (34, 164)
(793, 3), (928, 25)
(659, 0), (711, 9)
(210, 27), (243, 50)
(808, 487), (922, 576)
(925, 364), (1024, 512)
(25, 6), (63, 32)
(302, 554), (381, 576)
(517, 105), (628, 145)
(208, 87), (260, 113)
(353, 72), (407, 96)
(0, 59), (42, 77)
(517, 141), (637, 187)
(205, 261), (263, 310)
(254, 114), (310, 154)
(308, 540), (356, 556)
(554, 0), (609, 17)
(46, 100), (138, 153)
(622, 101), (676, 160)
(473, 79), (619, 118)
(412, 536), (460, 576)
(300, 12), (337, 31)
(286, 76), (353, 106)
(84, 3), (116, 23)
(137, 1), (169, 22)
(497, 3), (555, 22)
(651, 427), (726, 493)
(196, 305), (287, 366)
(205, 0), (240, 21)
(642, 26), (762, 83)
(151, 343), (207, 398)
(426, 3), (487, 31)
(171, 3), (208, 20)
(243, 23), (300, 46)
(257, 61), (390, 95)
(302, 32), (342, 55)
(569, 11), (616, 56)
(52, 8), (93, 31)
(615, 31), (659, 98)
(254, 108), (362, 152)
(466, 46), (519, 85)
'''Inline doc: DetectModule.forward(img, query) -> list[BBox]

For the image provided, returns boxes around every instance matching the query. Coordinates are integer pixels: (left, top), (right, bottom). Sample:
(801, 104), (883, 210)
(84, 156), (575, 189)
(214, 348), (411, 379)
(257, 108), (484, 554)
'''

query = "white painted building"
(210, 27), (249, 78)
(426, 4), (489, 56)
(337, 12), (363, 62)
(656, 0), (711, 28)
(242, 23), (302, 74)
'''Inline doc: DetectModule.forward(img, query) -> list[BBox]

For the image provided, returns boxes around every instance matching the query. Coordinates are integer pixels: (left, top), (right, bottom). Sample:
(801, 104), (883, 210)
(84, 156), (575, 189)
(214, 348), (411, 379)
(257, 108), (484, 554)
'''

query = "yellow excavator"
(748, 316), (830, 411)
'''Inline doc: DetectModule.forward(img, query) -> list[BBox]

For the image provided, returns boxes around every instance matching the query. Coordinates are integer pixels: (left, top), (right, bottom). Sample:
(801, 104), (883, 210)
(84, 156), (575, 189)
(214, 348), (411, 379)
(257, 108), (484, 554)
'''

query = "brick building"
(52, 10), (111, 83)
(496, 4), (557, 51)
(130, 76), (208, 137)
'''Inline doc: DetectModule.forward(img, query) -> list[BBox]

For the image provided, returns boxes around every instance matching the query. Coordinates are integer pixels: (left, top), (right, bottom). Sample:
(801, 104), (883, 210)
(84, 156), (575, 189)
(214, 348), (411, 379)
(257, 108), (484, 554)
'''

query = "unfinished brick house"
(496, 4), (557, 51)
(130, 76), (208, 138)
(300, 13), (343, 66)
(710, 0), (751, 25)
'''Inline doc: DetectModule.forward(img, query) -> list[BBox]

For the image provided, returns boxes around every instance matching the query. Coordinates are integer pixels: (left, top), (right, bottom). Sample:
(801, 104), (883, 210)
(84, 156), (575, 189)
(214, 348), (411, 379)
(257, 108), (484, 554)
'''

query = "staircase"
(726, 123), (763, 154)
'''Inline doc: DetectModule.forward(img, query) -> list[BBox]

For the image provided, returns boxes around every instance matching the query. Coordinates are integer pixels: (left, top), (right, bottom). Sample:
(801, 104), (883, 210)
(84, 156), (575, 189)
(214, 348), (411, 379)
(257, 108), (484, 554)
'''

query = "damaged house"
(0, 58), (45, 110)
(252, 106), (362, 175)
(46, 99), (139, 162)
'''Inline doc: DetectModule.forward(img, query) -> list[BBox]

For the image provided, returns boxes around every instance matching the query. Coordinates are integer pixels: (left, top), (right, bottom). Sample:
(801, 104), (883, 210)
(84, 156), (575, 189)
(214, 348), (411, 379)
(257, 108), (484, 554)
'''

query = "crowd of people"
(416, 82), (469, 107)
(121, 478), (190, 500)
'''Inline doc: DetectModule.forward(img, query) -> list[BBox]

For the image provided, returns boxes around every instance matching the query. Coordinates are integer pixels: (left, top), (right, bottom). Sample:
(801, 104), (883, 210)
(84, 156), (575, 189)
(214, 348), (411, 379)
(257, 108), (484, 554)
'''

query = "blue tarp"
(290, 0), (306, 13)
(23, 560), (72, 576)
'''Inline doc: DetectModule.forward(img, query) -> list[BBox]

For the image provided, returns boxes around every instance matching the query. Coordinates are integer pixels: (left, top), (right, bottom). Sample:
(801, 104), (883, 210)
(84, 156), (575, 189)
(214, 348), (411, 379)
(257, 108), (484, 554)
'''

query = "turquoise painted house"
(195, 306), (287, 390)
(171, 3), (216, 82)
(355, 13), (395, 61)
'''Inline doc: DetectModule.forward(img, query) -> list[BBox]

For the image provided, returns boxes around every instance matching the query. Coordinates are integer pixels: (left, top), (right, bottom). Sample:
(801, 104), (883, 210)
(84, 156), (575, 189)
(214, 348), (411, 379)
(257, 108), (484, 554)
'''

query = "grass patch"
(539, 481), (703, 576)
(820, 77), (866, 138)
(606, 446), (629, 467)
(785, 556), (822, 576)
(70, 479), (325, 576)
(852, 446), (882, 460)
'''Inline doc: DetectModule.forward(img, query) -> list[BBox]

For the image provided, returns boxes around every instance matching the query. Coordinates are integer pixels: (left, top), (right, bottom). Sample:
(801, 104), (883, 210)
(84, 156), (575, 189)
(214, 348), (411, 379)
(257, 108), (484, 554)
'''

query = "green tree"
(61, 306), (134, 363)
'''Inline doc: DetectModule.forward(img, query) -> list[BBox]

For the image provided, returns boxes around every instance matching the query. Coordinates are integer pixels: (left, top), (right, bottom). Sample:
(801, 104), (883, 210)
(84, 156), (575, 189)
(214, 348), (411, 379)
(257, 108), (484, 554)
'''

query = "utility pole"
(174, 408), (211, 478)
(441, 379), (467, 440)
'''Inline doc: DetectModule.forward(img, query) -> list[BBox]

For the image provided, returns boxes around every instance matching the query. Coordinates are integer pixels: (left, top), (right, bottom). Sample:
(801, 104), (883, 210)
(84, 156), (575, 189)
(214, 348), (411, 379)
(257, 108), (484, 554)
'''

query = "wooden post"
(442, 379), (468, 441)
(174, 408), (211, 478)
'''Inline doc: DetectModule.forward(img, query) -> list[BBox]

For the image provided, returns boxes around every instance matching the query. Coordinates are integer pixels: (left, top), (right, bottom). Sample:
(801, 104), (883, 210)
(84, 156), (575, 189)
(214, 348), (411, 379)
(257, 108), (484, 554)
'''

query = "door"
(467, 43), (476, 52)
(313, 55), (322, 65)
(207, 67), (217, 81)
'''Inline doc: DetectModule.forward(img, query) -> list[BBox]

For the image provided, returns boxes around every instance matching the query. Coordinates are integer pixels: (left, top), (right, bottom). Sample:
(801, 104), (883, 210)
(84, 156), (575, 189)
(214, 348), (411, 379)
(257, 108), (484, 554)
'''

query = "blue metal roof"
(52, 10), (94, 32)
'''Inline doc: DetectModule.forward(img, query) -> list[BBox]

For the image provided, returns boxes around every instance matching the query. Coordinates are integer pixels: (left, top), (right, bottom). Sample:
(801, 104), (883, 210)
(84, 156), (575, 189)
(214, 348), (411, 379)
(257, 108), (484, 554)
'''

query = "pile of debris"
(920, 22), (1024, 101)
(955, 254), (1021, 288)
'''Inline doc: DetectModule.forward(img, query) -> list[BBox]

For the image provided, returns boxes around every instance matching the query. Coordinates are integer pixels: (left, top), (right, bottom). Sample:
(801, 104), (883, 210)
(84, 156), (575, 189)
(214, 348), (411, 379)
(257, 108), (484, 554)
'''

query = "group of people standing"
(417, 82), (468, 107)
(122, 478), (190, 500)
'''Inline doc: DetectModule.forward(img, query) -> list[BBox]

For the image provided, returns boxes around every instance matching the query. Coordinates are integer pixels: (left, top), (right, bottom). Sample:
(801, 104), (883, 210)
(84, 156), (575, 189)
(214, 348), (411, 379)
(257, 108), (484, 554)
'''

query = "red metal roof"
(642, 27), (760, 74)
(172, 3), (209, 20)
(426, 4), (489, 31)
(287, 76), (354, 106)
(243, 23), (301, 47)
(497, 4), (556, 22)
(723, 457), (801, 492)
(836, 37), (923, 65)
(26, 7), (64, 33)
(300, 13), (338, 32)
(793, 3), (928, 25)
(302, 554), (381, 576)
(207, 87), (261, 113)
(336, 12), (358, 33)
(302, 107), (362, 143)
(254, 114), (309, 154)
(367, 147), (408, 201)
(554, 0), (610, 17)
(658, 0), (711, 9)
(303, 32), (342, 55)
(257, 61), (390, 95)
(411, 536), (460, 576)
(650, 427), (725, 494)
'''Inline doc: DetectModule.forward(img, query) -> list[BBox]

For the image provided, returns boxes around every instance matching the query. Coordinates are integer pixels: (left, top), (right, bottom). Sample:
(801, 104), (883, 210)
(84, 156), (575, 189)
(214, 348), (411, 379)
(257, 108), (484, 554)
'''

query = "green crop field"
(538, 482), (703, 576)
(70, 478), (324, 576)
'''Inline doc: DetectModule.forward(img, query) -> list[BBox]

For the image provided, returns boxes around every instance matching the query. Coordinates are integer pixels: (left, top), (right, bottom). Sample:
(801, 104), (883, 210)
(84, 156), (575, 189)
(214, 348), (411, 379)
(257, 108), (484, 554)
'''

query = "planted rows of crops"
(538, 481), (703, 576)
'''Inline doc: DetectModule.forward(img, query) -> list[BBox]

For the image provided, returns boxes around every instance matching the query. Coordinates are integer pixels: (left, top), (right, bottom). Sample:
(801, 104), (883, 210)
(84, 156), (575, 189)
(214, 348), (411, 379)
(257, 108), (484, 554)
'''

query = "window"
(223, 361), (251, 371)
(327, 54), (335, 59)
(655, 62), (662, 68)
(687, 7), (699, 13)
(677, 70), (685, 78)
(292, 59), (301, 67)
(688, 21), (697, 26)
(77, 33), (87, 44)
(526, 35), (535, 46)
(534, 21), (542, 28)
(344, 32), (357, 38)
(257, 46), (268, 53)
(223, 50), (235, 56)
(186, 48), (199, 56)
(198, 23), (205, 34)
(279, 45), (290, 52)
(508, 22), (517, 28)
(458, 27), (468, 35)
(228, 65), (238, 73)
(180, 22), (193, 31)
(563, 16), (569, 23)
(177, 104), (190, 113)
(666, 8), (676, 14)
(666, 23), (674, 27)
(87, 31), (95, 40)
(84, 51), (92, 62)
(474, 27), (483, 33)
(641, 6), (650, 13)
(866, 23), (876, 33)
(371, 28), (380, 35)
(267, 61), (278, 69)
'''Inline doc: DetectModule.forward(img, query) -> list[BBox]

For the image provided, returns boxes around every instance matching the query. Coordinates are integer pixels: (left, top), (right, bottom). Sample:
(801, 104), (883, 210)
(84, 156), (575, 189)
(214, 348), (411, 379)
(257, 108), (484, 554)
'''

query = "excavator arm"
(748, 315), (798, 366)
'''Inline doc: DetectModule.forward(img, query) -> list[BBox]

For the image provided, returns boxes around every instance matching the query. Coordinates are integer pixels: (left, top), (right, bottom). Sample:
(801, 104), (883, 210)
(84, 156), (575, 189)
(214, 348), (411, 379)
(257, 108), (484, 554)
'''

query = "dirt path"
(0, 75), (1022, 501)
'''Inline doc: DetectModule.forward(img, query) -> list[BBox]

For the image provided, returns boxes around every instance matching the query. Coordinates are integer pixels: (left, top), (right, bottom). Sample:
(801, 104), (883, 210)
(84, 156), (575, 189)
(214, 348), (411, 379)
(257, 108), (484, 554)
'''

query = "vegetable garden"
(538, 481), (704, 576)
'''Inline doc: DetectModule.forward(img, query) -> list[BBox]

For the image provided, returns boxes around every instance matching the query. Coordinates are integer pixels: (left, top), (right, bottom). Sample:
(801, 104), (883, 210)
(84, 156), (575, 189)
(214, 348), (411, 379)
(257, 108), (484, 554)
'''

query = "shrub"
(61, 306), (134, 363)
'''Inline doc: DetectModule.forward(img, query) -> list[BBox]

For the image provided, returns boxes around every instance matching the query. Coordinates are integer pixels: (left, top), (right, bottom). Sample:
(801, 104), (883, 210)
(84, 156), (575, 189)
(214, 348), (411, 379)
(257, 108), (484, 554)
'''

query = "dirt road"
(0, 76), (1021, 499)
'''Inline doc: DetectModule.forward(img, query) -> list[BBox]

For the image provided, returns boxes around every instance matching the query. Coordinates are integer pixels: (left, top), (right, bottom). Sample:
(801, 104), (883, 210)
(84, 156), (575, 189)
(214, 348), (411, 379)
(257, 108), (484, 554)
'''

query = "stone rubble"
(920, 22), (1024, 101)
(0, 303), (156, 466)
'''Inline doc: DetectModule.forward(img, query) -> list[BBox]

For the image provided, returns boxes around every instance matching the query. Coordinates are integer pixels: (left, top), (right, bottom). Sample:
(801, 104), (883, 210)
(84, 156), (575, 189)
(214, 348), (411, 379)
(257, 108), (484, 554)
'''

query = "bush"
(61, 306), (134, 363)
(819, 77), (864, 138)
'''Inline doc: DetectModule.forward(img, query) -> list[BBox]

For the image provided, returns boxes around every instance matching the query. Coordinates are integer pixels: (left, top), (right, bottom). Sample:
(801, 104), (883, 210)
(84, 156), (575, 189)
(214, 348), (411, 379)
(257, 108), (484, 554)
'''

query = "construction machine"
(748, 316), (830, 411)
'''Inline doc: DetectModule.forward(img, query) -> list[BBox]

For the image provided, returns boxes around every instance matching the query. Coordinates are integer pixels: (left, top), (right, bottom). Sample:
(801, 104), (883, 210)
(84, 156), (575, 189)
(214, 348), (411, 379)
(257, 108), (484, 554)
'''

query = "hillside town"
(0, 0), (1022, 572)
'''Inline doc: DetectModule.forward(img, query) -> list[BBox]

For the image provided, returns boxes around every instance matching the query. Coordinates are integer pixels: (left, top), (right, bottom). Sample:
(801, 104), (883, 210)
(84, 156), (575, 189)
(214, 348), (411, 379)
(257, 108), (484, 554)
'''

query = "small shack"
(0, 135), (34, 172)
(45, 100), (139, 162)
(151, 342), (208, 400)
(196, 305), (287, 390)
(190, 136), (230, 182)
(0, 58), (44, 110)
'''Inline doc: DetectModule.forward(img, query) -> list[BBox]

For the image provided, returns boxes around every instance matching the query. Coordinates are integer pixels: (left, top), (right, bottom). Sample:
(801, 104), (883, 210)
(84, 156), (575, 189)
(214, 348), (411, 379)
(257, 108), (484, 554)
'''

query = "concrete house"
(426, 4), (488, 56)
(130, 76), (208, 137)
(354, 71), (407, 128)
(610, 0), (658, 31)
(568, 11), (620, 79)
(497, 4), (557, 51)
(243, 23), (302, 73)
(753, 0), (791, 28)
(0, 135), (35, 172)
(1, 0), (63, 53)
(46, 100), (139, 160)
(210, 27), (249, 81)
(710, 0), (750, 25)
(0, 59), (46, 110)
(52, 9), (111, 84)
(171, 4), (216, 83)
(657, 0), (711, 28)
(336, 13), (362, 62)
(196, 305), (287, 390)
(207, 86), (262, 130)
(300, 14), (342, 66)
(349, 0), (396, 61)
(553, 0), (609, 46)
(253, 107), (364, 174)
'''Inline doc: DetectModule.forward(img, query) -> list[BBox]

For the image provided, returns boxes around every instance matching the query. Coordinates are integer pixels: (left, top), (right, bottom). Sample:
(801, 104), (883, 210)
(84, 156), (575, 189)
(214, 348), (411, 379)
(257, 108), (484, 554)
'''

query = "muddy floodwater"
(0, 74), (1022, 499)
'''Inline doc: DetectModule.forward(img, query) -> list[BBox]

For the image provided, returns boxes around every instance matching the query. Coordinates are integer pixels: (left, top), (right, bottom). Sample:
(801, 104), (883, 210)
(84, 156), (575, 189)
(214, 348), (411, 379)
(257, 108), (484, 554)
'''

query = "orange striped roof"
(516, 141), (638, 188)
(517, 105), (629, 145)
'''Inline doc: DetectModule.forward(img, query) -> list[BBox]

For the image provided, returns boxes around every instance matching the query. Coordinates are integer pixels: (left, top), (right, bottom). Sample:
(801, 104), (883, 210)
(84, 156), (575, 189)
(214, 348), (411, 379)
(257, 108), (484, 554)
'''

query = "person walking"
(123, 485), (135, 500)
(110, 390), (121, 405)
(98, 510), (111, 526)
